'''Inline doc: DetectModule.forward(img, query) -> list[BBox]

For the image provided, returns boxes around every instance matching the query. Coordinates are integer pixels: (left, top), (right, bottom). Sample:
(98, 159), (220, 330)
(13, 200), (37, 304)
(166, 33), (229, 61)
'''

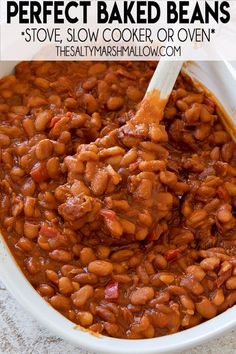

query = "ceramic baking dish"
(0, 61), (236, 354)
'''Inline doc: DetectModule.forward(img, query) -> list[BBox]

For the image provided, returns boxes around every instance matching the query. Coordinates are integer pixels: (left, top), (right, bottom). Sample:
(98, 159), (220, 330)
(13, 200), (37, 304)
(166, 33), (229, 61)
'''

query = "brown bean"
(210, 147), (220, 161)
(96, 245), (110, 259)
(103, 215), (123, 239)
(88, 63), (106, 76)
(226, 276), (236, 290)
(64, 97), (77, 109)
(221, 142), (235, 162)
(186, 209), (207, 227)
(107, 96), (124, 111)
(83, 94), (98, 114)
(135, 179), (152, 200)
(49, 94), (61, 107)
(35, 111), (51, 131)
(194, 124), (211, 141)
(16, 237), (34, 252)
(213, 131), (230, 144)
(77, 311), (93, 327)
(71, 285), (94, 307)
(61, 265), (81, 278)
(99, 146), (125, 158)
(200, 257), (220, 271)
(139, 160), (166, 172)
(136, 227), (149, 241)
(24, 222), (39, 239)
(159, 273), (175, 285)
(225, 182), (236, 197)
(91, 169), (108, 196)
(50, 294), (71, 310)
(37, 284), (55, 297)
(22, 118), (35, 138)
(28, 96), (48, 108)
(111, 249), (134, 262)
(73, 273), (98, 285)
(54, 142), (65, 155)
(25, 257), (41, 274)
(36, 139), (53, 160)
(34, 77), (50, 90)
(0, 104), (9, 112)
(49, 250), (72, 263)
(130, 287), (154, 305)
(82, 76), (97, 90)
(88, 260), (113, 276)
(186, 265), (206, 281)
(200, 106), (214, 122)
(211, 289), (225, 306)
(21, 179), (36, 196)
(217, 205), (233, 223)
(126, 86), (143, 102)
(0, 133), (10, 147)
(120, 149), (137, 167)
(46, 157), (61, 178)
(24, 197), (36, 217)
(180, 276), (204, 295)
(184, 93), (204, 104)
(196, 297), (217, 319)
(45, 269), (59, 284)
(96, 306), (116, 323)
(58, 277), (74, 295)
(78, 150), (98, 162)
(184, 103), (201, 122)
(80, 247), (96, 265)
(154, 254), (168, 270)
(160, 171), (177, 186)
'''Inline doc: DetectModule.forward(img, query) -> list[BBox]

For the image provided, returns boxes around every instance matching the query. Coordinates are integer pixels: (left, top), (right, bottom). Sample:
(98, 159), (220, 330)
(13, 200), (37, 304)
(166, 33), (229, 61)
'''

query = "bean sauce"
(0, 61), (236, 339)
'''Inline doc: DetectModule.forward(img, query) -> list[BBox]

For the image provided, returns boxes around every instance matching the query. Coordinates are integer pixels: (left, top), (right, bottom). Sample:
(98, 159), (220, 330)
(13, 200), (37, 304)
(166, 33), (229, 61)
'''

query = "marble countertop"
(0, 281), (235, 354)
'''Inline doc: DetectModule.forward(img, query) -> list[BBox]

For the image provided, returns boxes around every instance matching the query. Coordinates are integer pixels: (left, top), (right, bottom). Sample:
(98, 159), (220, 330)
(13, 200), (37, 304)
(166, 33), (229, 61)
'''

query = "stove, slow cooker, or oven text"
(0, 61), (236, 339)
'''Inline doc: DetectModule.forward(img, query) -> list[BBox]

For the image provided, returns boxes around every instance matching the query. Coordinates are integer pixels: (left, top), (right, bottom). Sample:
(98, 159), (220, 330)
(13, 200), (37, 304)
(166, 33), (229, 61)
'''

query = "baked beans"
(0, 61), (236, 339)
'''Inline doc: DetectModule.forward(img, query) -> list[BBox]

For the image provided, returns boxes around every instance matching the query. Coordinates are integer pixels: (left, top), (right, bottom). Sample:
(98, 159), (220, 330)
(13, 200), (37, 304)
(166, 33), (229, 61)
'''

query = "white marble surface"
(0, 280), (235, 354)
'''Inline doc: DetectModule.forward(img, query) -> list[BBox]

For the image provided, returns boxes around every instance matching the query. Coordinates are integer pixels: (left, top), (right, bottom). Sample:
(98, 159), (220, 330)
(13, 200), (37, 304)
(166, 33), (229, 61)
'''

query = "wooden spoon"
(146, 61), (184, 99)
(132, 61), (183, 125)
(136, 61), (236, 144)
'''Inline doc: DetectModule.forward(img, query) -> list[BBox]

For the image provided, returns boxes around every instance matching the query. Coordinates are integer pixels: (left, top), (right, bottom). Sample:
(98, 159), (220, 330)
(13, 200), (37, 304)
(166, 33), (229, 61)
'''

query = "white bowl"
(0, 61), (236, 354)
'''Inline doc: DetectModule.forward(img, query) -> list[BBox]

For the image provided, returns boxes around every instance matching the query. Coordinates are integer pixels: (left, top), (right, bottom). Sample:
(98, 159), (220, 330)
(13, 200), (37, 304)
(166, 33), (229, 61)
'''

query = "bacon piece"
(105, 280), (119, 300)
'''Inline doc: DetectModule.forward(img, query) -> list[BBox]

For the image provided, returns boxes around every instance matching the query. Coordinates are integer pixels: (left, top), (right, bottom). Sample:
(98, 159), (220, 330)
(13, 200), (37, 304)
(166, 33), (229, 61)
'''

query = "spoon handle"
(146, 61), (184, 99)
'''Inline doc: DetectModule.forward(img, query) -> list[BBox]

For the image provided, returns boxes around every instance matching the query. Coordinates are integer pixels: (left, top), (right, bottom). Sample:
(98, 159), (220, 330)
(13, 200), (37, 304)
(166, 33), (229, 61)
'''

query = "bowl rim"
(0, 60), (236, 354)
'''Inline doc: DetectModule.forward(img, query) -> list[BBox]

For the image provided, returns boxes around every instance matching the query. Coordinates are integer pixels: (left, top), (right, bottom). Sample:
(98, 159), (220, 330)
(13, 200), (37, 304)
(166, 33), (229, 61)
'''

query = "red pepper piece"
(39, 226), (58, 238)
(105, 280), (119, 300)
(165, 249), (179, 262)
(217, 186), (229, 202)
(100, 209), (116, 219)
(30, 162), (48, 183)
(49, 116), (62, 128)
